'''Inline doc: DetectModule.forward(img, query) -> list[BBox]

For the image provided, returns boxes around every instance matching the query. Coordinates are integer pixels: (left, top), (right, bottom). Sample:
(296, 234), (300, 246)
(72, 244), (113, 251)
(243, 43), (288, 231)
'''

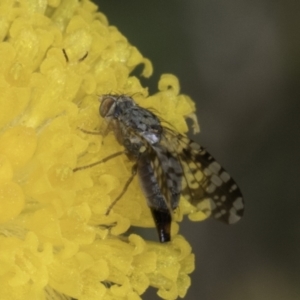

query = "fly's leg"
(77, 124), (112, 139)
(75, 128), (137, 217)
(74, 126), (124, 172)
(77, 128), (103, 135)
(105, 163), (138, 215)
(73, 151), (124, 172)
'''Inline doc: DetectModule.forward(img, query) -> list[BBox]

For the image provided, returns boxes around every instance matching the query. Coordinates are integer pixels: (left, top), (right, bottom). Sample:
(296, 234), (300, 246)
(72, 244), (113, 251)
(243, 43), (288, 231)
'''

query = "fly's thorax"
(118, 105), (162, 141)
(100, 94), (163, 150)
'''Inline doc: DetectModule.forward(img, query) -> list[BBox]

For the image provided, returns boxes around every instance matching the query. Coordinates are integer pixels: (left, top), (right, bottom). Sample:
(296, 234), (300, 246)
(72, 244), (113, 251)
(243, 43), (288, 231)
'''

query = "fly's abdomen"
(137, 154), (166, 208)
(137, 154), (172, 242)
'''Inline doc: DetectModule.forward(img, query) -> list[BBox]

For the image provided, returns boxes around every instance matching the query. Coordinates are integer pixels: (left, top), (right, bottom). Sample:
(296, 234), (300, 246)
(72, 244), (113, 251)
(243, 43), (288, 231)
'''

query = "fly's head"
(99, 94), (135, 121)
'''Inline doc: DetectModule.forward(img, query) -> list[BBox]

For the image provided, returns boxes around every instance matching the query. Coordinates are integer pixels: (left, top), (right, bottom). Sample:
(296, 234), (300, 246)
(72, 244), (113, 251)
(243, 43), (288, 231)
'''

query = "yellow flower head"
(0, 0), (201, 299)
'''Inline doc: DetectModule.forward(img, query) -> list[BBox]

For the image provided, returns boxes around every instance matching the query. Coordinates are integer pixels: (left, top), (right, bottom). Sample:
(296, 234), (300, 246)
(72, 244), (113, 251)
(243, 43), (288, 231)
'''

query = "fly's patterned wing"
(159, 128), (244, 224)
(149, 144), (182, 212)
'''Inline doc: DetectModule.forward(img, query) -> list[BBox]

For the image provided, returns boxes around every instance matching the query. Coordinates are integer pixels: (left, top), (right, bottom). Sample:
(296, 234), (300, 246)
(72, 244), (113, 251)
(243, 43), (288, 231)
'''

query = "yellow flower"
(0, 0), (200, 299)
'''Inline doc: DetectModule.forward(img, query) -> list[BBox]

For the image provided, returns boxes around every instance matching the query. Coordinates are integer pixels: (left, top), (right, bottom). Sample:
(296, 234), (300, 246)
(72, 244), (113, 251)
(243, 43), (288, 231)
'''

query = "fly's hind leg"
(105, 163), (138, 215)
(74, 127), (137, 216)
(73, 150), (137, 216)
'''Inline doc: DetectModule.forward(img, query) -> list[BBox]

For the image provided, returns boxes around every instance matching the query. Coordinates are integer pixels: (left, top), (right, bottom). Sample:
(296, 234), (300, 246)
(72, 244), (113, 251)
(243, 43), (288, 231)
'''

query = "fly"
(75, 94), (244, 243)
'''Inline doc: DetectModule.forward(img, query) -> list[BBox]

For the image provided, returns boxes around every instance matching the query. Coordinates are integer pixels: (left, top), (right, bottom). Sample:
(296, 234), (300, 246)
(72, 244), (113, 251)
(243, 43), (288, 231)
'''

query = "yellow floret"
(0, 0), (199, 299)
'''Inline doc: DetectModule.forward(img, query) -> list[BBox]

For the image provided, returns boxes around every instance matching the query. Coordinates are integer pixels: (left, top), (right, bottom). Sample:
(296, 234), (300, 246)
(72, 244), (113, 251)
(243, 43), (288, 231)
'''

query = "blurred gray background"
(95, 1), (300, 299)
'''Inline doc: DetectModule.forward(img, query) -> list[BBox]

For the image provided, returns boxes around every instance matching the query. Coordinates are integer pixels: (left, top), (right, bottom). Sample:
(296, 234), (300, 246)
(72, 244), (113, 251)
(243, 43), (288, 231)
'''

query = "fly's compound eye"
(99, 96), (116, 119)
